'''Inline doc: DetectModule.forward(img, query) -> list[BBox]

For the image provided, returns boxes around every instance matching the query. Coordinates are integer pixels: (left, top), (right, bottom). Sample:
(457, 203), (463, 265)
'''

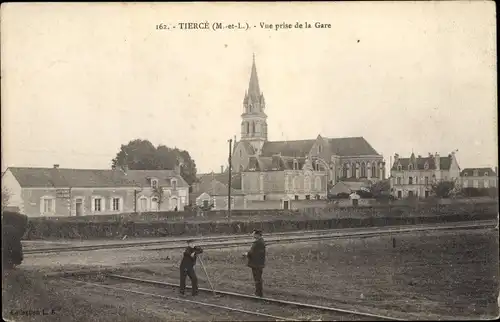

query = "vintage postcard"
(1, 2), (498, 321)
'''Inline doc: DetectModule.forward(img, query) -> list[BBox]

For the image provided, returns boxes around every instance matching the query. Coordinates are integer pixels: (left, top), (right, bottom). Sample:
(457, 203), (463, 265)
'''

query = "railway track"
(24, 220), (496, 255)
(65, 273), (404, 321)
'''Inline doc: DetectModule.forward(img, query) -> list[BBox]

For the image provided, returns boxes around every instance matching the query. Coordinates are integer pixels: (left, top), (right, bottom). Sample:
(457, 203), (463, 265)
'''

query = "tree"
(431, 180), (456, 198)
(111, 139), (198, 185)
(2, 187), (10, 211)
(370, 179), (391, 197)
(152, 186), (168, 210)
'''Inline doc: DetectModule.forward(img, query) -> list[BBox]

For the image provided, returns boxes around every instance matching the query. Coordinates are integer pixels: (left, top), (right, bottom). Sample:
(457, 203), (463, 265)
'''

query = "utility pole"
(228, 138), (233, 220)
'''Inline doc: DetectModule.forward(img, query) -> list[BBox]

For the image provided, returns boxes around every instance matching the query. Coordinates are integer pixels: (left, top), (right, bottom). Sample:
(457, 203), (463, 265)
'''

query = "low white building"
(460, 167), (498, 189)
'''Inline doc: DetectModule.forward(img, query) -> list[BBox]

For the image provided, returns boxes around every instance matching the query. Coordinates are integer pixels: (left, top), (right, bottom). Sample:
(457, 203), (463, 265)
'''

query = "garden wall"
(23, 202), (498, 240)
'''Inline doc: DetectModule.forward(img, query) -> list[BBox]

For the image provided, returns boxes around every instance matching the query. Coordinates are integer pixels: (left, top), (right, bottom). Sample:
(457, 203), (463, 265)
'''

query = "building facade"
(390, 152), (461, 199)
(190, 173), (246, 210)
(230, 56), (385, 208)
(1, 166), (189, 217)
(460, 167), (498, 189)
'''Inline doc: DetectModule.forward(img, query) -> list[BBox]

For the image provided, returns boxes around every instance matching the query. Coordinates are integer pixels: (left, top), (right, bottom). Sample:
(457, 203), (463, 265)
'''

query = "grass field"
(118, 228), (500, 320)
(3, 227), (499, 321)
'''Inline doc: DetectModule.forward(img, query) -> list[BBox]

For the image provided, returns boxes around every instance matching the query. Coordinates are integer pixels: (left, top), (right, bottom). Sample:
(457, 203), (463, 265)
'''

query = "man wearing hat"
(245, 229), (266, 297)
(180, 239), (203, 296)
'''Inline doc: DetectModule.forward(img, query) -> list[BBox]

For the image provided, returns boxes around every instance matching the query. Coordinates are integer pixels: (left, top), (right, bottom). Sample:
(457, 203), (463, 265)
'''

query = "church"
(230, 55), (386, 209)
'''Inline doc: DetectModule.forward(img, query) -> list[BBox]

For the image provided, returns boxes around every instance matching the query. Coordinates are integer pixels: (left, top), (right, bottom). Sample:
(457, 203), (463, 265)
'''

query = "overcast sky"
(1, 2), (497, 174)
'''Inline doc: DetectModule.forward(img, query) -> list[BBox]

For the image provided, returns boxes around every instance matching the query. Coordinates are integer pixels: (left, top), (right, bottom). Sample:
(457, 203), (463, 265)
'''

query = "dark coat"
(247, 238), (266, 268)
(180, 246), (203, 268)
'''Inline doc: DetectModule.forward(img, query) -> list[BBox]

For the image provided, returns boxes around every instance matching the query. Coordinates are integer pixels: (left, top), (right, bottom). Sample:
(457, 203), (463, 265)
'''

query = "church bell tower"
(241, 54), (268, 155)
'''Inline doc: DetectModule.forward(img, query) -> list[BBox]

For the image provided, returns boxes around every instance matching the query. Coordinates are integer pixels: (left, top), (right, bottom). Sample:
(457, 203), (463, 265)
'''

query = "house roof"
(461, 167), (497, 177)
(326, 137), (380, 156)
(329, 181), (370, 195)
(391, 154), (453, 171)
(6, 167), (187, 188)
(191, 176), (244, 198)
(197, 172), (242, 190)
(260, 136), (380, 159)
(122, 170), (188, 188)
(261, 140), (316, 157)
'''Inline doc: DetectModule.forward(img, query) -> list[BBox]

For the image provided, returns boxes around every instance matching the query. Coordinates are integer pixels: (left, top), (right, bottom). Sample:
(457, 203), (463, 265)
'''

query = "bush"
(2, 211), (27, 269)
(461, 187), (498, 198)
(23, 203), (498, 240)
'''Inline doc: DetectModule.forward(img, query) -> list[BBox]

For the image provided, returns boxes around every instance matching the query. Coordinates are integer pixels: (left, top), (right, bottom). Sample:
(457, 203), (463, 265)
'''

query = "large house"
(461, 167), (498, 189)
(389, 152), (461, 199)
(1, 165), (189, 217)
(230, 56), (385, 208)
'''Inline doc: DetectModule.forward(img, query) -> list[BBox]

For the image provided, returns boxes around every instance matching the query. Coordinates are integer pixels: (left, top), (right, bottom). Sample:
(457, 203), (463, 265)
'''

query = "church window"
(372, 162), (378, 177)
(305, 176), (311, 191)
(246, 122), (250, 134)
(315, 177), (321, 191)
(252, 122), (256, 134)
(343, 163), (348, 178)
(351, 162), (356, 178)
(360, 162), (366, 177)
(293, 160), (299, 170)
(318, 145), (322, 153)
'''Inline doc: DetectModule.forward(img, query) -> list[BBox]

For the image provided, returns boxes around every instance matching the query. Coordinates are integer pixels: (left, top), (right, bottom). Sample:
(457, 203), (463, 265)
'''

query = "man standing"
(180, 239), (203, 296)
(246, 229), (266, 297)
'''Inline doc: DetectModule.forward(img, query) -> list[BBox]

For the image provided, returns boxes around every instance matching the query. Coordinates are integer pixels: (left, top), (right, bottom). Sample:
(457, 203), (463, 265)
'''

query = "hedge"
(23, 202), (498, 240)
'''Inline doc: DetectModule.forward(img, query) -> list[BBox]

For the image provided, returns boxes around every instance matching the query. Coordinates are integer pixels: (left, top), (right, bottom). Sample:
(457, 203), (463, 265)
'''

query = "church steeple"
(241, 54), (268, 154)
(248, 53), (261, 102)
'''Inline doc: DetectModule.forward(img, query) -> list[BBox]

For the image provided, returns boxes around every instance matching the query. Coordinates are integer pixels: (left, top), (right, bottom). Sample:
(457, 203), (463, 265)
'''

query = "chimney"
(434, 153), (440, 170)
(394, 153), (399, 163)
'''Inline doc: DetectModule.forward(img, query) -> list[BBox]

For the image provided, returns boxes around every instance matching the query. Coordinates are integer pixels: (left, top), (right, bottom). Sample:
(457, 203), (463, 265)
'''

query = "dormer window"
(318, 145), (322, 153)
(484, 172), (488, 176)
(293, 159), (299, 170)
(171, 178), (177, 190)
(397, 164), (402, 171)
(473, 170), (478, 176)
(424, 162), (429, 170)
(408, 164), (413, 171)
(464, 173), (468, 177)
(151, 179), (159, 189)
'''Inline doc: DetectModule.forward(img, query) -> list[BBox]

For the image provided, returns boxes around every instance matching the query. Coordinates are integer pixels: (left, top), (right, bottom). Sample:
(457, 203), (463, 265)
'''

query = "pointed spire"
(248, 53), (261, 102)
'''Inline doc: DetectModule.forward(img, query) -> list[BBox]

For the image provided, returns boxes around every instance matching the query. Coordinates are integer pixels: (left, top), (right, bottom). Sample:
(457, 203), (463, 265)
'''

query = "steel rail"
(142, 221), (496, 251)
(107, 274), (404, 321)
(24, 226), (366, 254)
(24, 220), (496, 255)
(62, 277), (295, 321)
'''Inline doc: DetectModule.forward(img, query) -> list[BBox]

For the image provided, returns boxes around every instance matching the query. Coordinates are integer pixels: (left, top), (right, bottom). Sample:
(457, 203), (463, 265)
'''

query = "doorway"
(283, 200), (289, 210)
(75, 199), (83, 216)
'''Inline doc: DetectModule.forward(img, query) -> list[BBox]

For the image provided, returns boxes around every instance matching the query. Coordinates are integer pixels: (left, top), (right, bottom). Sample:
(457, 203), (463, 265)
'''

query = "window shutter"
(40, 198), (44, 215)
